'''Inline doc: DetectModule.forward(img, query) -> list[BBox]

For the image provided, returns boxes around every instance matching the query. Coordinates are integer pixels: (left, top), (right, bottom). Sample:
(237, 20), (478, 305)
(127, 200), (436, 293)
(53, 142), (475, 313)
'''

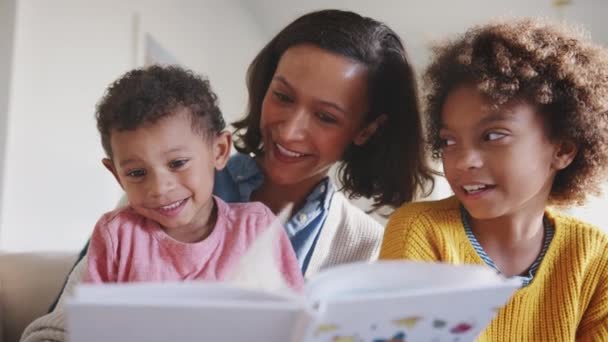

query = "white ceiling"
(241, 0), (608, 68)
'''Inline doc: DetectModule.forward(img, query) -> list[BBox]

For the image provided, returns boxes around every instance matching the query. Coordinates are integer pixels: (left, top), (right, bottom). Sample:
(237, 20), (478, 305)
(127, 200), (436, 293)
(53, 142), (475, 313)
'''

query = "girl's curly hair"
(424, 18), (608, 206)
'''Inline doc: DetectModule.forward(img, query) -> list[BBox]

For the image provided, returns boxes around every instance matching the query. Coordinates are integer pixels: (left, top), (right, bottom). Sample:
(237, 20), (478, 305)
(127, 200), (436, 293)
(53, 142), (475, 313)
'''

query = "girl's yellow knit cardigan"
(380, 196), (608, 342)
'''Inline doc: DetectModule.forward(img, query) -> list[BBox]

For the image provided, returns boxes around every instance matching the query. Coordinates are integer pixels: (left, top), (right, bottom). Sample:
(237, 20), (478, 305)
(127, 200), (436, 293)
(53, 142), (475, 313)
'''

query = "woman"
(22, 9), (433, 342)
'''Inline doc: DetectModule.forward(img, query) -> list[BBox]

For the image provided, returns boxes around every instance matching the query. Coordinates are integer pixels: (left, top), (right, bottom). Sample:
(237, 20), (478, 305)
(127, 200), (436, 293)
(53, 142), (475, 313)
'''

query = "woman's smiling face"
(259, 44), (373, 187)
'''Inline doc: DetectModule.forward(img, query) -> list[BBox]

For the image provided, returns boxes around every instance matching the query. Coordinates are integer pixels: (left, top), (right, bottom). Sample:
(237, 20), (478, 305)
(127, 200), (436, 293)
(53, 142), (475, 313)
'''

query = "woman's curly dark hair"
(96, 65), (225, 158)
(232, 9), (435, 210)
(424, 18), (608, 206)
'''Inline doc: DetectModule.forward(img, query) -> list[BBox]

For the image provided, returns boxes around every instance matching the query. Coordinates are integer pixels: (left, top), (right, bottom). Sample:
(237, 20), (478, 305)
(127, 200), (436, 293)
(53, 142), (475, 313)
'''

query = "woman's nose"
(278, 109), (309, 141)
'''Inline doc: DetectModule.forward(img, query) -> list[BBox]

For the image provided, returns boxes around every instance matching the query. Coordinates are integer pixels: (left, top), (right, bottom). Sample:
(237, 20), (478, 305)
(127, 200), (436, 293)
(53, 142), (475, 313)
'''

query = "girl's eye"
(127, 169), (146, 178)
(316, 112), (337, 124)
(485, 132), (507, 141)
(169, 159), (188, 169)
(273, 91), (292, 103)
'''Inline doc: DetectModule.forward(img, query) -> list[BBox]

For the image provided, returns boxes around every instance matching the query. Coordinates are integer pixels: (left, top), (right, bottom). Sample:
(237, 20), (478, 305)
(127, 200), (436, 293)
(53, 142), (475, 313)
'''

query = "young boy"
(87, 65), (303, 289)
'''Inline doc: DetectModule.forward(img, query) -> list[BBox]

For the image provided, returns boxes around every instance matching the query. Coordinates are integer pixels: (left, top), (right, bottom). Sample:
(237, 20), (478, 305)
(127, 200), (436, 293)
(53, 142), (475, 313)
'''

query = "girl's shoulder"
(546, 209), (608, 248)
(391, 196), (461, 224)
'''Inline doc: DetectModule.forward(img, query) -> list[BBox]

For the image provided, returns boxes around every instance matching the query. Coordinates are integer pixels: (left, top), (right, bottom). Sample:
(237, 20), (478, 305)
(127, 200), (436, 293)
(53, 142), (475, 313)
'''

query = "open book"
(66, 261), (520, 342)
(67, 210), (519, 341)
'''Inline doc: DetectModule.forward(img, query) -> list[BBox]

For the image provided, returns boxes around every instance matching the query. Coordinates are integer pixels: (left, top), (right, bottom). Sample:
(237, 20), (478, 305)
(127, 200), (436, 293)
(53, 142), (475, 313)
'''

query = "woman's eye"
(273, 91), (292, 103)
(485, 132), (506, 141)
(127, 169), (146, 178)
(169, 159), (188, 169)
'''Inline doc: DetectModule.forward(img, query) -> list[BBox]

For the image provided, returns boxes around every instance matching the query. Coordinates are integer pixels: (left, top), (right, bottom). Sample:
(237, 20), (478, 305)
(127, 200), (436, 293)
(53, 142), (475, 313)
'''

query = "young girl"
(87, 65), (303, 289)
(381, 19), (608, 341)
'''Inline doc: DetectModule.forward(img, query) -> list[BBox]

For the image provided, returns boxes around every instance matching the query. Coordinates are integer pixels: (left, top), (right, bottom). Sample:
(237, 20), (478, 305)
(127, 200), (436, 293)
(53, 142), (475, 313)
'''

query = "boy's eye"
(169, 159), (188, 169)
(127, 169), (146, 178)
(273, 91), (292, 103)
(485, 132), (507, 141)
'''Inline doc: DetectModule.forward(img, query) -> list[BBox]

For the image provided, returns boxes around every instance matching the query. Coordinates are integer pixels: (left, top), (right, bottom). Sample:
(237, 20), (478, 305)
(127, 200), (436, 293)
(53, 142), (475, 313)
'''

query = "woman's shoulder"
(225, 152), (257, 173)
(329, 191), (382, 230)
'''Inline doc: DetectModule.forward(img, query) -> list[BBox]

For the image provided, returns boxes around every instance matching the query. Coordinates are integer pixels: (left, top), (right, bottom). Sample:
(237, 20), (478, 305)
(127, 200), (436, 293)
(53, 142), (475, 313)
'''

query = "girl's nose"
(454, 147), (484, 171)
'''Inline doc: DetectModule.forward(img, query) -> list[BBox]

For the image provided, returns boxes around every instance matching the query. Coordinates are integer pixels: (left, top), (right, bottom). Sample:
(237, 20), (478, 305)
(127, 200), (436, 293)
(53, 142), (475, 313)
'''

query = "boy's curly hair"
(424, 18), (608, 206)
(96, 65), (225, 158)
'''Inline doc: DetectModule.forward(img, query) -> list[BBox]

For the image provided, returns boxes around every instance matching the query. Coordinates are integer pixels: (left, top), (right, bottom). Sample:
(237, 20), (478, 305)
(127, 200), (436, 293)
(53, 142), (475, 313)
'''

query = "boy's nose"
(148, 172), (175, 198)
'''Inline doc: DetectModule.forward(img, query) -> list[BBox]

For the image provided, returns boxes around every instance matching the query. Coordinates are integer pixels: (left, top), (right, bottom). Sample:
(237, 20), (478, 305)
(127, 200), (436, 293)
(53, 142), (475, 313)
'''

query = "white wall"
(0, 0), (17, 236)
(2, 1), (607, 253)
(243, 0), (607, 69)
(0, 0), (265, 251)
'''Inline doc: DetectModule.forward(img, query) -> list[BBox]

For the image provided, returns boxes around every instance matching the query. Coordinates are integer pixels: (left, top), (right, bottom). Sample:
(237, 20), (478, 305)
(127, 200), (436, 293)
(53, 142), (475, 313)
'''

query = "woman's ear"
(102, 158), (124, 189)
(353, 114), (388, 146)
(213, 131), (232, 170)
(552, 140), (578, 170)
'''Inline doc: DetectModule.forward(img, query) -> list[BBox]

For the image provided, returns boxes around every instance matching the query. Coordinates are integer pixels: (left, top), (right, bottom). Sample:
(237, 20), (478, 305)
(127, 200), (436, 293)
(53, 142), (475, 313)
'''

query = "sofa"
(0, 252), (76, 342)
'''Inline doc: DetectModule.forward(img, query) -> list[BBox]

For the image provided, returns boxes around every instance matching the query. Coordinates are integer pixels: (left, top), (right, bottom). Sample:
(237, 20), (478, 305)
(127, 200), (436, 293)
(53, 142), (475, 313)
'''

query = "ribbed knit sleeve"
(575, 227), (608, 341)
(380, 197), (461, 262)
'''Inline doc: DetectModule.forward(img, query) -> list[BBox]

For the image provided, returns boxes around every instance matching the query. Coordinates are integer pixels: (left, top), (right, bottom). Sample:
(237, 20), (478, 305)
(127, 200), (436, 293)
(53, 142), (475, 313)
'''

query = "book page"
(74, 281), (295, 304)
(301, 261), (520, 342)
(67, 282), (311, 342)
(305, 261), (508, 303)
(67, 300), (309, 342)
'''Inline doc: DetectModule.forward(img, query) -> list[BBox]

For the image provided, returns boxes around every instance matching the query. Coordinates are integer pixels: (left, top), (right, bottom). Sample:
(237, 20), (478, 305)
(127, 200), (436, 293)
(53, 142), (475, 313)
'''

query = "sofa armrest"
(0, 252), (76, 342)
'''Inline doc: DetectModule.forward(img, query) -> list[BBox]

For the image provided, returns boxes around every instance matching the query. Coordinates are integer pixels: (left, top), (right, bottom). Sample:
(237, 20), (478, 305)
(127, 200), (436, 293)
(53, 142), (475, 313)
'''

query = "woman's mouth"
(272, 142), (310, 162)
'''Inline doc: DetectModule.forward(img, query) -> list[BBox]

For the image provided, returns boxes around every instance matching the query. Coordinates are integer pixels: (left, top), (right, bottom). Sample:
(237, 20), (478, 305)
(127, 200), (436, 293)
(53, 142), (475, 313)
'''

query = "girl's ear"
(102, 158), (124, 189)
(213, 131), (232, 170)
(353, 114), (388, 146)
(552, 140), (578, 171)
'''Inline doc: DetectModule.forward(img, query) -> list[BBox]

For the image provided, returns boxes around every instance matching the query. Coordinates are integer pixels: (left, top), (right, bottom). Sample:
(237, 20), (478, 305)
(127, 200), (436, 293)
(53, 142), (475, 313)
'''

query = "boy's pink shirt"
(85, 196), (304, 291)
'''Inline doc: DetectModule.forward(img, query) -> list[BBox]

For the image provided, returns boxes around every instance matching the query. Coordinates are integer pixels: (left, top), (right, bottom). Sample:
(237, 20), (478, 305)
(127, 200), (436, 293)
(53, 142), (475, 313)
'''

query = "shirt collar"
(225, 152), (261, 184)
(303, 177), (335, 211)
(227, 153), (336, 209)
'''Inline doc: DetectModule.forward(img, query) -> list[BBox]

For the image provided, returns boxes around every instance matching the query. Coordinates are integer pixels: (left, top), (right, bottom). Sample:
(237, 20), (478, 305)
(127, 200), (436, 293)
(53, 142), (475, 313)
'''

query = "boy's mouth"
(155, 198), (188, 216)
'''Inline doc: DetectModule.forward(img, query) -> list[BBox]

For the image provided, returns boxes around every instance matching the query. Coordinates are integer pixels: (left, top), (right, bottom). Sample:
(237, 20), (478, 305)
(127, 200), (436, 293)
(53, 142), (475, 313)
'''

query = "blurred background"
(0, 0), (606, 252)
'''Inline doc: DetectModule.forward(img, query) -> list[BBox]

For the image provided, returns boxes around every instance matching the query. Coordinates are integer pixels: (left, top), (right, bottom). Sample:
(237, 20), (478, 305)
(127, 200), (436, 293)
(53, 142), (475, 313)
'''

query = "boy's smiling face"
(439, 85), (575, 220)
(103, 109), (230, 242)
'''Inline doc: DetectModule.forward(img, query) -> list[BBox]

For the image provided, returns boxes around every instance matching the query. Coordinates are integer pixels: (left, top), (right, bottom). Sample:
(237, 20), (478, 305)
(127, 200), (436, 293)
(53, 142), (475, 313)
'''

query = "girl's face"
(259, 44), (378, 188)
(103, 110), (230, 242)
(439, 85), (574, 220)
